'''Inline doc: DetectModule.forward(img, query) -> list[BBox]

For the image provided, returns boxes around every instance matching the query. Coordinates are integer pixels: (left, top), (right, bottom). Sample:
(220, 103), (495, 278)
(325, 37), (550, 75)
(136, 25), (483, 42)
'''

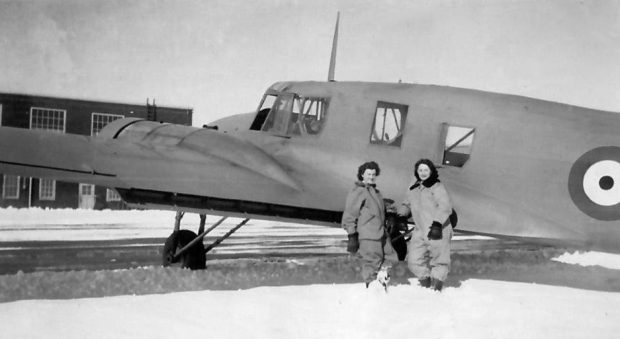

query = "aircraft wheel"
(162, 230), (207, 270)
(385, 213), (409, 261)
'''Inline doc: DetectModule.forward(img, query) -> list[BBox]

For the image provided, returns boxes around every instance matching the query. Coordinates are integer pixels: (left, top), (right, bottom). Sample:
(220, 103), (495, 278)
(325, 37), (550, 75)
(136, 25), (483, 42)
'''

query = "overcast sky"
(1, 0), (619, 127)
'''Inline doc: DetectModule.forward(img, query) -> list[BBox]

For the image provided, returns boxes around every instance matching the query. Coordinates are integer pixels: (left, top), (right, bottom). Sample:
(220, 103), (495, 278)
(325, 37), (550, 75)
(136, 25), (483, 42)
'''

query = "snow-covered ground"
(1, 208), (619, 338)
(0, 207), (344, 241)
(2, 280), (619, 339)
(0, 207), (502, 242)
(552, 251), (620, 270)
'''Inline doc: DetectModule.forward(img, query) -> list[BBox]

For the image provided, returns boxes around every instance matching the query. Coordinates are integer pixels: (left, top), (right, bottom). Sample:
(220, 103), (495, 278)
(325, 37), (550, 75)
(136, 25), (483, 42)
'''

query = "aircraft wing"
(0, 119), (322, 212)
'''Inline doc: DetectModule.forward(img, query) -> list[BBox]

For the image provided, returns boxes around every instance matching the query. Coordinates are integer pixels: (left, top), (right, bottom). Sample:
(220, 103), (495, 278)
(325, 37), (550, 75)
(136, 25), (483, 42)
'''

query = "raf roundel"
(568, 146), (620, 221)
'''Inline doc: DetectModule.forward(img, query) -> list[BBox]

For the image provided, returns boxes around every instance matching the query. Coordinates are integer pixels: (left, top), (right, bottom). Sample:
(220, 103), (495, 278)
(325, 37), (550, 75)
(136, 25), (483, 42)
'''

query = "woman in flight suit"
(398, 159), (454, 291)
(341, 161), (398, 289)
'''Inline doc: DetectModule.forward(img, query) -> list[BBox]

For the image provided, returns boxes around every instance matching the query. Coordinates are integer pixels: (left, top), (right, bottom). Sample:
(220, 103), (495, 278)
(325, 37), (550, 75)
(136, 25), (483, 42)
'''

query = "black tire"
(385, 213), (409, 261)
(162, 230), (206, 270)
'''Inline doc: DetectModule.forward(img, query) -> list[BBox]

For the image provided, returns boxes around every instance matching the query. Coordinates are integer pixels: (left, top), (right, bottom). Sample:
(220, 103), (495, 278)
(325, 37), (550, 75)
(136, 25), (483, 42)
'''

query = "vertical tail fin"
(327, 12), (339, 82)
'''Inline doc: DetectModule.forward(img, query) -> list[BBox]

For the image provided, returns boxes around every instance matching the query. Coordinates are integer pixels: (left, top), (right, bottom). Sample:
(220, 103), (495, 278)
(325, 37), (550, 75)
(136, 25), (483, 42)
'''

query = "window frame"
(38, 178), (56, 201)
(439, 123), (476, 168)
(369, 101), (409, 147)
(106, 188), (121, 202)
(91, 112), (125, 136)
(2, 175), (20, 199)
(30, 107), (66, 133)
(289, 96), (329, 136)
(260, 92), (295, 136)
(259, 93), (329, 137)
(80, 183), (95, 196)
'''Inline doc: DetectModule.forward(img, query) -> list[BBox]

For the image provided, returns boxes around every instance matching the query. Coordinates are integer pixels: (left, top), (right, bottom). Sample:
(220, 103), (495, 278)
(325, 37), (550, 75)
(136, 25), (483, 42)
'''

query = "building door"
(78, 184), (95, 209)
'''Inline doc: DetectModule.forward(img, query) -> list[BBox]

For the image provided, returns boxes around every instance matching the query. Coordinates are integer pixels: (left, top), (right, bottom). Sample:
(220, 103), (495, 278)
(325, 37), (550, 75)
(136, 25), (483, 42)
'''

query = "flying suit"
(342, 181), (398, 283)
(399, 179), (453, 282)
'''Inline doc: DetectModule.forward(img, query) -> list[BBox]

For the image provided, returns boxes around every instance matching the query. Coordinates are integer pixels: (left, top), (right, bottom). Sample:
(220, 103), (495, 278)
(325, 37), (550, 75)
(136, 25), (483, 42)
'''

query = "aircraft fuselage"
(1, 81), (619, 252)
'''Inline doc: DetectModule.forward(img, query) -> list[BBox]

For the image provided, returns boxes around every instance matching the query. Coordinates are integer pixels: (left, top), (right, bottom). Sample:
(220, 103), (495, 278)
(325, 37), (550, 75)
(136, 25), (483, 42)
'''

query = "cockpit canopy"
(250, 90), (329, 137)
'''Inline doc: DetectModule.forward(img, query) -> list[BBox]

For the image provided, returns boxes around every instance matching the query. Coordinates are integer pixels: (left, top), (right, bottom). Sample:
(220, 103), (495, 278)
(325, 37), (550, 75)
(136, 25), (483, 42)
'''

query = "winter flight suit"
(342, 181), (398, 283)
(399, 180), (453, 282)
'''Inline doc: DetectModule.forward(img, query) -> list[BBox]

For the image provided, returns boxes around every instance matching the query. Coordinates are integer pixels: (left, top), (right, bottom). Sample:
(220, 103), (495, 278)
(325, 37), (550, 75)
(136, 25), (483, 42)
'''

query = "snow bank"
(552, 251), (620, 270)
(1, 280), (619, 339)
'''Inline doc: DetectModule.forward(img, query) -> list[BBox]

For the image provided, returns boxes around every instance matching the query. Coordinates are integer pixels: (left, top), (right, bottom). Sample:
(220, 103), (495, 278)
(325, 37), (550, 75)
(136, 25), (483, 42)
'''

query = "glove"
(347, 233), (359, 254)
(427, 221), (443, 240)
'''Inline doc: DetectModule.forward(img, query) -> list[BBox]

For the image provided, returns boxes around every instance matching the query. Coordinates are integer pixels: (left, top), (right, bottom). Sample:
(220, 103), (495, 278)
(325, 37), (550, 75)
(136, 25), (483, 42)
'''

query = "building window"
(441, 124), (476, 167)
(80, 184), (94, 196)
(92, 113), (124, 136)
(370, 101), (408, 147)
(2, 175), (20, 199)
(30, 107), (66, 133)
(39, 179), (56, 200)
(106, 188), (121, 202)
(30, 108), (64, 195)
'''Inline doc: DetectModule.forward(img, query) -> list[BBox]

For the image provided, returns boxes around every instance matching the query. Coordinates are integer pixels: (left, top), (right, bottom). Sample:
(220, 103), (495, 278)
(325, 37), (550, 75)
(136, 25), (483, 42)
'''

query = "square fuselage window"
(370, 102), (408, 147)
(442, 124), (475, 167)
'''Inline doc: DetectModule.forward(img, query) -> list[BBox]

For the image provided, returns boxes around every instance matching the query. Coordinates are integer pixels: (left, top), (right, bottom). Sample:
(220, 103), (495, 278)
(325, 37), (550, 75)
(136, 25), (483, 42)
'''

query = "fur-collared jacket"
(398, 177), (453, 236)
(341, 181), (386, 240)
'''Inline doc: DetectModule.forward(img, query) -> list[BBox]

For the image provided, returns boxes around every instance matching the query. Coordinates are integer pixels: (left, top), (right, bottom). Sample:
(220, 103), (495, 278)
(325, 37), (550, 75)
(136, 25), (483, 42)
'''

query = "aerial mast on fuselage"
(327, 12), (339, 82)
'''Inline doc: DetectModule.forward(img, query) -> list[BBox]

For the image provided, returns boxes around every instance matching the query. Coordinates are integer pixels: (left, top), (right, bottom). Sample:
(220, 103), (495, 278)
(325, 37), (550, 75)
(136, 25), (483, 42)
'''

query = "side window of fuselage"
(370, 101), (408, 147)
(440, 123), (475, 167)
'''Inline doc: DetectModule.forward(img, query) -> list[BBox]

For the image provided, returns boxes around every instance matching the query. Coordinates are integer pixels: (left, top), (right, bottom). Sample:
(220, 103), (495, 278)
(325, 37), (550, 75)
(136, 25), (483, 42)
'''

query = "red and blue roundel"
(568, 146), (620, 221)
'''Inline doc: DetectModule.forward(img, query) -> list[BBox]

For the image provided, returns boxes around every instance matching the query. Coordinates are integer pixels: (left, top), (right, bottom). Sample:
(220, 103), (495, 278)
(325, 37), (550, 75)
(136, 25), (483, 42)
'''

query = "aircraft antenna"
(327, 12), (339, 82)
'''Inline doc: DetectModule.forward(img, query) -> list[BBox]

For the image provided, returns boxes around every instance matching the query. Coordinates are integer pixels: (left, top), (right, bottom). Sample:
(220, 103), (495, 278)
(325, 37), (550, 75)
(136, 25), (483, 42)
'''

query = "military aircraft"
(0, 14), (619, 268)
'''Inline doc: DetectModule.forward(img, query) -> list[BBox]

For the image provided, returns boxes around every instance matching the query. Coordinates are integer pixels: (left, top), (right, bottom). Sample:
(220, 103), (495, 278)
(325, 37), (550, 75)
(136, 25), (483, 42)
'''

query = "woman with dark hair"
(342, 161), (398, 290)
(398, 158), (454, 291)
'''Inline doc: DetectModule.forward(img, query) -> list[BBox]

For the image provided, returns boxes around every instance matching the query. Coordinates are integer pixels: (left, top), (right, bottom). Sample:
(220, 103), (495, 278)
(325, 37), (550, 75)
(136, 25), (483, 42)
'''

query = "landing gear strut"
(162, 212), (250, 270)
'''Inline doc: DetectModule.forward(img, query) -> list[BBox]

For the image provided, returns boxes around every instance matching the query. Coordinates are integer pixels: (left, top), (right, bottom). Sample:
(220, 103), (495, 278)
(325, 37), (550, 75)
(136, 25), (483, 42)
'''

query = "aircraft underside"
(117, 187), (342, 226)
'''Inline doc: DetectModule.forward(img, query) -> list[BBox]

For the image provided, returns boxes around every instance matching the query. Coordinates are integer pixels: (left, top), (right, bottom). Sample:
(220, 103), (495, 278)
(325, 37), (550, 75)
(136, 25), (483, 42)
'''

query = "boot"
(365, 280), (385, 293)
(418, 277), (431, 288)
(431, 278), (443, 291)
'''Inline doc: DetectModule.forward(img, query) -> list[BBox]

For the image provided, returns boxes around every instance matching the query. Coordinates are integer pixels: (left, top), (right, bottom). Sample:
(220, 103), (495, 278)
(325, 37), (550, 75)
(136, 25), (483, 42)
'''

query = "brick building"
(0, 93), (192, 209)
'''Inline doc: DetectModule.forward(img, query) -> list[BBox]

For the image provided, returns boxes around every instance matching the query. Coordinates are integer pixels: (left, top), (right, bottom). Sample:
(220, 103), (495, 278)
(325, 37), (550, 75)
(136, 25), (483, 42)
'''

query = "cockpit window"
(252, 92), (328, 137)
(290, 97), (328, 135)
(250, 94), (277, 130)
(260, 93), (294, 135)
(370, 101), (408, 147)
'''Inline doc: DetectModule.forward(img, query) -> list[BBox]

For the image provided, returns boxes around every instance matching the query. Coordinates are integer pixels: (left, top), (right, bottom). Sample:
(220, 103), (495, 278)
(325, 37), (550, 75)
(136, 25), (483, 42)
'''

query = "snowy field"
(0, 208), (619, 339)
(0, 207), (345, 241)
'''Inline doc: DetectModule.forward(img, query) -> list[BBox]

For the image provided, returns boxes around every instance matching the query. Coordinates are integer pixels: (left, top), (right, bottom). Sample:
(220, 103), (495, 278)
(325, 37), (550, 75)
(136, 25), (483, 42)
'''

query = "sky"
(0, 207), (620, 338)
(0, 0), (619, 128)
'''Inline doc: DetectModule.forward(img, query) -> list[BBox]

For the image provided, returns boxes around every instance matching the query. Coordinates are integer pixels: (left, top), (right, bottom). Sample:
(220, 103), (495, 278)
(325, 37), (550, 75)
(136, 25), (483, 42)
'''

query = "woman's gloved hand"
(347, 232), (359, 253)
(427, 221), (443, 240)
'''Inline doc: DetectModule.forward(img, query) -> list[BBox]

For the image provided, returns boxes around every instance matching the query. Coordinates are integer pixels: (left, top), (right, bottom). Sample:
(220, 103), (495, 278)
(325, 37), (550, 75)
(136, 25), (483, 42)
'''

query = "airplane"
(0, 13), (619, 269)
